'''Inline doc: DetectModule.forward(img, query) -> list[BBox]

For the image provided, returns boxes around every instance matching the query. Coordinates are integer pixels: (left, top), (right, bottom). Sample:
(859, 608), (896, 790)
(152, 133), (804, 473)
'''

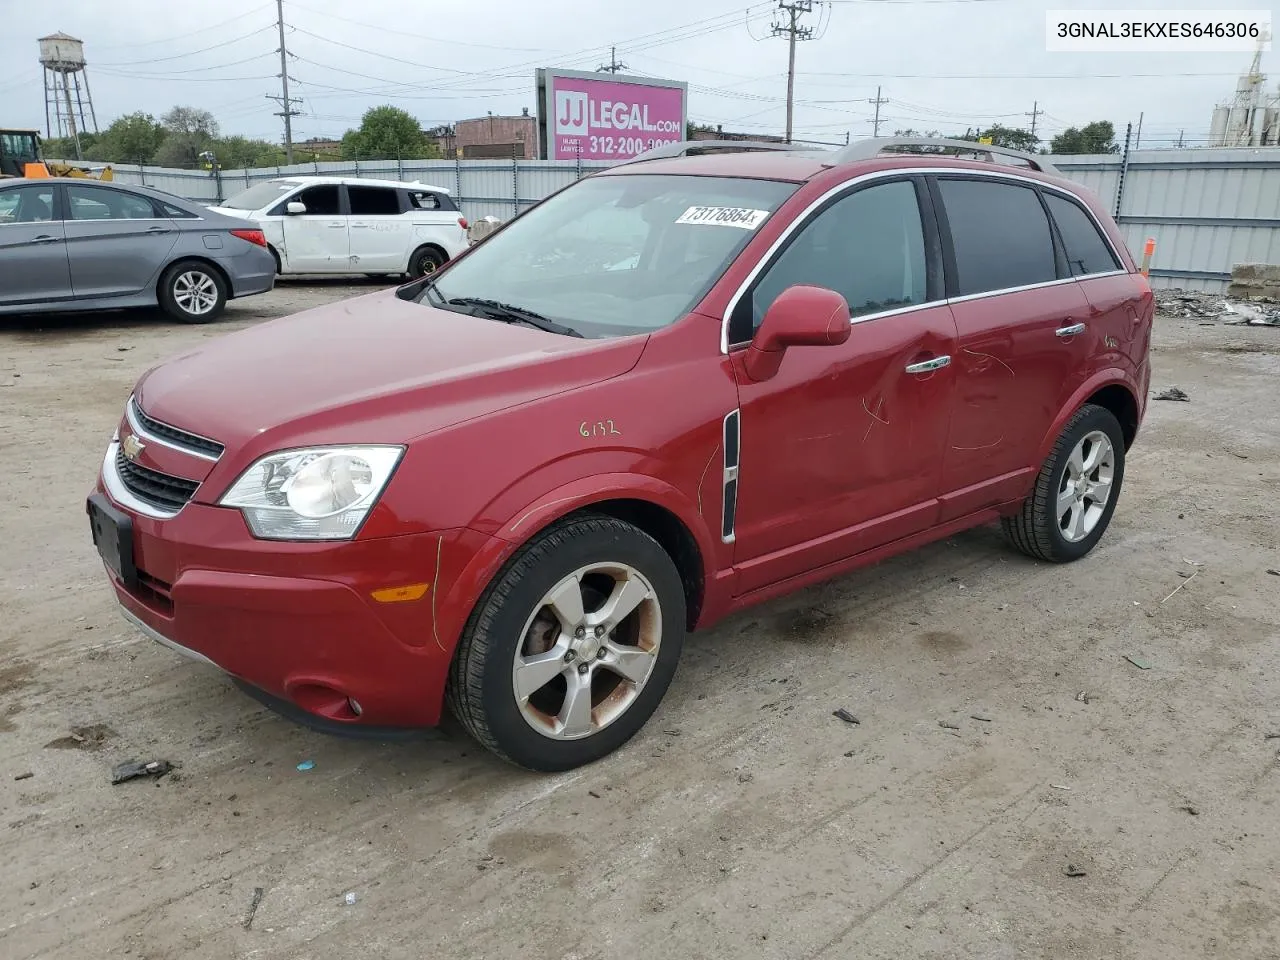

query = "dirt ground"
(2, 281), (1278, 960)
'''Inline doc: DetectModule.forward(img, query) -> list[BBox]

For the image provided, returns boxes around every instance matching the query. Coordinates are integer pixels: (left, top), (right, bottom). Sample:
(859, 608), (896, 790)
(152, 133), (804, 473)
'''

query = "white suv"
(212, 176), (469, 278)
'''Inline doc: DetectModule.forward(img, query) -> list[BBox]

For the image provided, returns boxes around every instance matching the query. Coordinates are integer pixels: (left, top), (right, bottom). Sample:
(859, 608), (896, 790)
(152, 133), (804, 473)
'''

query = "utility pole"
(268, 0), (302, 164)
(1025, 100), (1043, 139)
(771, 1), (817, 143)
(868, 85), (888, 137)
(596, 46), (628, 74)
(1177, 129), (1184, 148)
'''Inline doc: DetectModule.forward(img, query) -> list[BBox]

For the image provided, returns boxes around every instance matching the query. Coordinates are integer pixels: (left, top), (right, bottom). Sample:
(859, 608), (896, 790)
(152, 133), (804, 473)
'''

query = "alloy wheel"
(511, 562), (662, 741)
(173, 271), (218, 316)
(1057, 429), (1115, 542)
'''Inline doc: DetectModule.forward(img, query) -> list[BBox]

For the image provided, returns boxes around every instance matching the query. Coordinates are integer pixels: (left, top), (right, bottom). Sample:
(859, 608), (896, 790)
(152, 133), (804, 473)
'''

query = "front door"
(345, 184), (411, 272)
(728, 177), (958, 594)
(63, 183), (179, 298)
(0, 183), (70, 306)
(930, 175), (1093, 520)
(281, 183), (348, 273)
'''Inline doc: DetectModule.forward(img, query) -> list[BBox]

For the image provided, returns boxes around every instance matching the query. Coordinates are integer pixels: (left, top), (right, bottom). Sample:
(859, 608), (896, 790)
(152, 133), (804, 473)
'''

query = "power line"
(771, 0), (819, 143)
(93, 4), (276, 50)
(95, 25), (276, 66)
(284, 0), (556, 52)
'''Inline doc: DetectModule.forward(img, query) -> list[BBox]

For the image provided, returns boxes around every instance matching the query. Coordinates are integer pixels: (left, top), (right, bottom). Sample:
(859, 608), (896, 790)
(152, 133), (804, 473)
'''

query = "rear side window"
(750, 179), (927, 329)
(937, 178), (1057, 296)
(407, 190), (454, 211)
(1045, 192), (1120, 277)
(347, 186), (401, 216)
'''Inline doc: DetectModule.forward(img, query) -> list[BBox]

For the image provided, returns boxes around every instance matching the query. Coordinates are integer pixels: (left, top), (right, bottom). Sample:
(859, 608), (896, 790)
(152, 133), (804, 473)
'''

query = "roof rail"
(831, 137), (1058, 176)
(619, 139), (799, 166)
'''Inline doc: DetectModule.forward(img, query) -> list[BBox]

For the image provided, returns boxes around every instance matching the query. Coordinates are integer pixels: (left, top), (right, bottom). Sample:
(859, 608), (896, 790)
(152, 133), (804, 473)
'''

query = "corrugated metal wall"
(107, 149), (1280, 292)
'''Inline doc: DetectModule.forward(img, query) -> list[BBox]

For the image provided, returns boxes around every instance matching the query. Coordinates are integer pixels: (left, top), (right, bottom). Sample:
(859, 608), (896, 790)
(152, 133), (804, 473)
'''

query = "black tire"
(447, 514), (687, 772)
(408, 245), (446, 278)
(1002, 403), (1126, 562)
(157, 260), (227, 323)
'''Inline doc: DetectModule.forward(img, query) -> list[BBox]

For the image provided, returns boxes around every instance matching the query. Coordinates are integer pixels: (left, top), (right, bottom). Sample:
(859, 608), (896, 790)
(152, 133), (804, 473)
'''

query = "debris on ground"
(938, 720), (960, 730)
(296, 760), (315, 772)
(1075, 691), (1090, 704)
(243, 887), (264, 929)
(1153, 386), (1190, 401)
(832, 708), (860, 725)
(1050, 784), (1072, 791)
(1161, 570), (1198, 603)
(1154, 288), (1280, 325)
(110, 759), (173, 784)
(1264, 733), (1280, 741)
(13, 771), (33, 781)
(970, 714), (993, 723)
(1124, 654), (1153, 670)
(1180, 804), (1200, 816)
(1267, 569), (1280, 577)
(344, 891), (357, 905)
(1064, 864), (1088, 877)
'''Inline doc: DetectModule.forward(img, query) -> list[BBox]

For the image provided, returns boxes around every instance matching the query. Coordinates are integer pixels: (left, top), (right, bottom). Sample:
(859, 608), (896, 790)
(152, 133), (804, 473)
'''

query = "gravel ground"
(2, 282), (1279, 960)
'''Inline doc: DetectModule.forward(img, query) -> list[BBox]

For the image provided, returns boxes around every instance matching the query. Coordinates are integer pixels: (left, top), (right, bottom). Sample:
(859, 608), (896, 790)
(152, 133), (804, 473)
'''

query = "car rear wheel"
(408, 245), (446, 278)
(158, 261), (227, 323)
(1002, 403), (1126, 562)
(447, 515), (686, 771)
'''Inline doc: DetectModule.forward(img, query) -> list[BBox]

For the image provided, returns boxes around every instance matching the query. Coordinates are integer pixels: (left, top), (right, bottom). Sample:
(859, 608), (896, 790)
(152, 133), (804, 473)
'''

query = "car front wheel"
(1002, 402), (1126, 562)
(447, 515), (686, 771)
(158, 261), (227, 323)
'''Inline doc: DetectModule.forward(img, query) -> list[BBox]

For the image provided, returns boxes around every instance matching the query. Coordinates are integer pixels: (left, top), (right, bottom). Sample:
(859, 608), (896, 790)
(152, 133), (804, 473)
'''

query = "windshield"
(220, 180), (302, 211)
(422, 174), (797, 338)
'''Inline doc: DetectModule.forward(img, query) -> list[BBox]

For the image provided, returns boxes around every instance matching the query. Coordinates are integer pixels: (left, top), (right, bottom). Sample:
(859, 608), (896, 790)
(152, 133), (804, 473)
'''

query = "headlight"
(219, 446), (404, 541)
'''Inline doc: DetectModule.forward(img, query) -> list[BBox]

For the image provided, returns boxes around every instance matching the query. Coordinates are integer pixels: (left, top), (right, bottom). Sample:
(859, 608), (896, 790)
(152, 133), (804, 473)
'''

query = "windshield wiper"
(445, 297), (584, 338)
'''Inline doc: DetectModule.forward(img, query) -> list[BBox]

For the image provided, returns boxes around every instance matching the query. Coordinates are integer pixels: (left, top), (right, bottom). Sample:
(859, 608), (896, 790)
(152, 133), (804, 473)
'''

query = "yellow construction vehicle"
(0, 129), (113, 180)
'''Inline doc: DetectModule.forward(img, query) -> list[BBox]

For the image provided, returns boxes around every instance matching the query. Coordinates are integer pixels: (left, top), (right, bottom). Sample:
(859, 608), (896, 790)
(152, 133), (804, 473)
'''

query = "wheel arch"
(1036, 370), (1139, 463)
(408, 242), (449, 274)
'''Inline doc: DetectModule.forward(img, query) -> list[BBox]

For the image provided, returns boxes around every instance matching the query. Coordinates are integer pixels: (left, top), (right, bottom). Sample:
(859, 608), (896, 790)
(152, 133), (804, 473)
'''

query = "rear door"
(280, 183), (347, 273)
(931, 174), (1092, 521)
(345, 185), (412, 272)
(1043, 190), (1150, 366)
(0, 183), (71, 306)
(729, 176), (958, 592)
(406, 188), (466, 259)
(63, 183), (179, 299)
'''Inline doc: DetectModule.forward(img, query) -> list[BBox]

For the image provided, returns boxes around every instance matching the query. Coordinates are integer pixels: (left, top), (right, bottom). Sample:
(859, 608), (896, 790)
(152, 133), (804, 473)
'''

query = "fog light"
(348, 698), (363, 717)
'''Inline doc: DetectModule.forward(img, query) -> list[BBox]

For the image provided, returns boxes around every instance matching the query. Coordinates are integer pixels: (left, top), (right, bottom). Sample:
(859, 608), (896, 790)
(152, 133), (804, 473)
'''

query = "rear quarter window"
(1045, 192), (1121, 277)
(936, 178), (1058, 296)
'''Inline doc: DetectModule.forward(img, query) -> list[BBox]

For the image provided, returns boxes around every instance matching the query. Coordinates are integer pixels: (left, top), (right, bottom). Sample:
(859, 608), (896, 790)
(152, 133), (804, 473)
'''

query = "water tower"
(39, 32), (99, 158)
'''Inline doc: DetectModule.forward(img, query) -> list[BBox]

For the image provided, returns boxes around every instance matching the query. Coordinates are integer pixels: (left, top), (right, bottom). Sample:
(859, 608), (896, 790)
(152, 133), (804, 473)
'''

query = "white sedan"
(211, 175), (470, 278)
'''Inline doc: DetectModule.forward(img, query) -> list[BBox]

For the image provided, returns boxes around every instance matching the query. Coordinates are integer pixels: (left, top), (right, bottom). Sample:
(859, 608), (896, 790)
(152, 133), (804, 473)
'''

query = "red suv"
(88, 138), (1152, 771)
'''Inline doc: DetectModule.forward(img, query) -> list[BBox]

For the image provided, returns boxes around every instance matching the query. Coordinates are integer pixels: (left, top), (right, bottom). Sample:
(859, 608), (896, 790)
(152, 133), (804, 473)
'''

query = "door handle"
(145, 226), (170, 234)
(28, 234), (62, 244)
(1055, 322), (1086, 337)
(904, 355), (951, 374)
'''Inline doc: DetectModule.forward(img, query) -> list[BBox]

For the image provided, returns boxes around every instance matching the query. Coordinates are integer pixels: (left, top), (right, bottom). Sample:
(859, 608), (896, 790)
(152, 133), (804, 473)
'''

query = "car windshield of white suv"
(220, 180), (303, 211)
(418, 174), (797, 338)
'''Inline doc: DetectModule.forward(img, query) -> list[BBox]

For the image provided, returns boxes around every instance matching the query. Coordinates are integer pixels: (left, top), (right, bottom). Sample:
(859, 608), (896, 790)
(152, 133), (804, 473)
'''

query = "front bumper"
(92, 472), (492, 729)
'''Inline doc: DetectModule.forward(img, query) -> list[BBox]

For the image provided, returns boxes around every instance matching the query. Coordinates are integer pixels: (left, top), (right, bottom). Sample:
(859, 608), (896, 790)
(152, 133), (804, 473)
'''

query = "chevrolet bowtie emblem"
(121, 433), (145, 461)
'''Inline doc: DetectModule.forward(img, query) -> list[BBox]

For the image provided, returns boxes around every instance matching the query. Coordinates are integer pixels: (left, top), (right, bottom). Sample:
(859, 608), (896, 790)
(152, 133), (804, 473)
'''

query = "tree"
(155, 106), (219, 167)
(1049, 121), (1119, 155)
(686, 121), (716, 139)
(967, 124), (1039, 152)
(212, 135), (287, 169)
(84, 112), (166, 164)
(341, 105), (432, 160)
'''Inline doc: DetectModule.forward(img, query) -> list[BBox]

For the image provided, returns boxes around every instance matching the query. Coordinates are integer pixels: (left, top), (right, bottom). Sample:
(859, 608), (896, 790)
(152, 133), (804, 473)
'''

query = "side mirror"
(286, 201), (307, 215)
(743, 285), (852, 382)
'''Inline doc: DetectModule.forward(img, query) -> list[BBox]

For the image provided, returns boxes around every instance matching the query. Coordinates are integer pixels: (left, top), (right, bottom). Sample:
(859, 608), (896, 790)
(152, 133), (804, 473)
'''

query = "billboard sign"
(536, 68), (688, 161)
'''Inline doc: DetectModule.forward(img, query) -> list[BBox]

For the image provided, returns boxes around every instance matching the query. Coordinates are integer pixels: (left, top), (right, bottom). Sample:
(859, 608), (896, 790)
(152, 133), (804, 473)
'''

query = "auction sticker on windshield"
(675, 206), (770, 229)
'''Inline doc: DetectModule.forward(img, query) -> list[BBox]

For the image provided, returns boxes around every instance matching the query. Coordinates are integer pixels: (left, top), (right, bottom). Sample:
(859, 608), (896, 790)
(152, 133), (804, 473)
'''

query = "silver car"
(0, 178), (275, 323)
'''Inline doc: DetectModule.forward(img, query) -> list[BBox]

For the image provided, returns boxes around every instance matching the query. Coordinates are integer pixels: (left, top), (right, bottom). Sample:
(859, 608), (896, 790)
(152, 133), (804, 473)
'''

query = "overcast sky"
(0, 0), (1270, 150)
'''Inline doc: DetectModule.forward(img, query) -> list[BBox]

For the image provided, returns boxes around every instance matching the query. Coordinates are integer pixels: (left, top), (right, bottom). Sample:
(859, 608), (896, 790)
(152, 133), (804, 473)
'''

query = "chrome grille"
(129, 398), (224, 460)
(114, 450), (200, 511)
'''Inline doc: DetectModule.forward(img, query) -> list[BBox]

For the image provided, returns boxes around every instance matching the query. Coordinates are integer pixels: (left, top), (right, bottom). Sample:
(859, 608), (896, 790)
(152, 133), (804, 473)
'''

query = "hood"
(134, 289), (647, 454)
